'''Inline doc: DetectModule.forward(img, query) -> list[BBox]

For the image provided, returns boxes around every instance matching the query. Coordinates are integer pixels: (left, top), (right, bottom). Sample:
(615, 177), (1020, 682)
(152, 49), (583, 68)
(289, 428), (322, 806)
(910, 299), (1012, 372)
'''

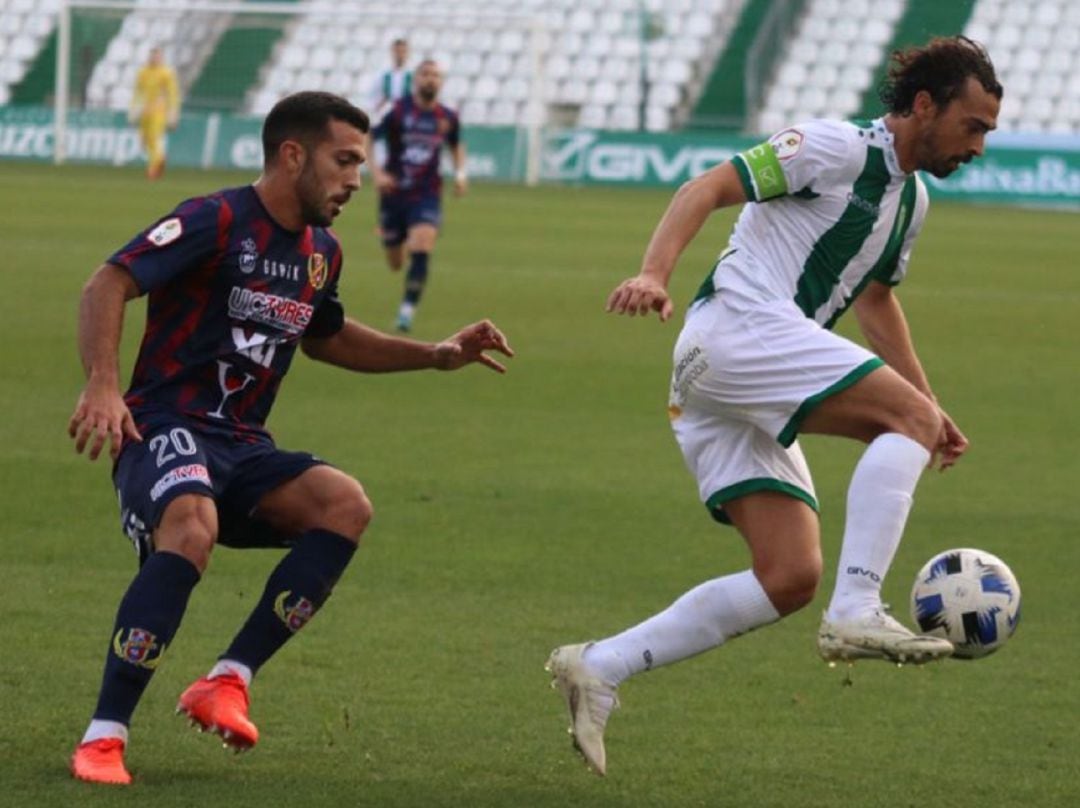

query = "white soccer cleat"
(545, 643), (619, 776)
(817, 610), (954, 664)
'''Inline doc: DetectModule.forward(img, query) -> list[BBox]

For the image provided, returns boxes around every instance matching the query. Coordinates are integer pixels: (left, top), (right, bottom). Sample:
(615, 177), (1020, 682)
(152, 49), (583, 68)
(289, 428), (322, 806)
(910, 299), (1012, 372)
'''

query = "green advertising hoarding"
(0, 106), (527, 180)
(2, 106), (1078, 208)
(542, 128), (1080, 208)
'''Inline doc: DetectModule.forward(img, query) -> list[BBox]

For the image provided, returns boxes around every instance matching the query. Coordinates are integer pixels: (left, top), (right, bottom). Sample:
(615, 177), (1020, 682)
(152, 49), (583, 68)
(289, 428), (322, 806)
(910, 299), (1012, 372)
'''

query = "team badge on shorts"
(308, 253), (327, 290)
(112, 627), (166, 669)
(274, 590), (316, 633)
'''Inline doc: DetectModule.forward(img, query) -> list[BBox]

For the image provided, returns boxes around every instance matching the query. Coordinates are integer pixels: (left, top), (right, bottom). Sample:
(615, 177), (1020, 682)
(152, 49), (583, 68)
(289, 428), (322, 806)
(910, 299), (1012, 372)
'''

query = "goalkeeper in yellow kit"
(129, 47), (179, 179)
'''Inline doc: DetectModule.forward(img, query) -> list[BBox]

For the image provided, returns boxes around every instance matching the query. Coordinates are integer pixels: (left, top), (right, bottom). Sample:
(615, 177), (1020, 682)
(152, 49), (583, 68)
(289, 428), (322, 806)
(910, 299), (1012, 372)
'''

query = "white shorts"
(668, 291), (883, 524)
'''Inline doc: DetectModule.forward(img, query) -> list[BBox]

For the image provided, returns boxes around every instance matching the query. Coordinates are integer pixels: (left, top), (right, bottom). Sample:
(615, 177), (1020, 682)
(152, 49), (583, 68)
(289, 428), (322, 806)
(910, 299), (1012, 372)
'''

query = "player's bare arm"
(301, 318), (514, 374)
(365, 131), (396, 193)
(607, 160), (748, 322)
(451, 143), (468, 197)
(69, 263), (143, 461)
(854, 281), (969, 470)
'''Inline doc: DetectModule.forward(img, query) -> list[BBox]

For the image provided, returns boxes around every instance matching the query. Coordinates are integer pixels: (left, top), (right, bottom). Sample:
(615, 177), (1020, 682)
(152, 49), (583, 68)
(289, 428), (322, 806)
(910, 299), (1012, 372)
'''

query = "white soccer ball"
(910, 548), (1021, 659)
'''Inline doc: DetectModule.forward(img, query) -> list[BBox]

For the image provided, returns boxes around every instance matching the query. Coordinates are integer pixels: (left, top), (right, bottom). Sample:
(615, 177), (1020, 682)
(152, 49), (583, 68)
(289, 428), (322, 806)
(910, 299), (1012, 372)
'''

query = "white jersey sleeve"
(731, 120), (861, 202)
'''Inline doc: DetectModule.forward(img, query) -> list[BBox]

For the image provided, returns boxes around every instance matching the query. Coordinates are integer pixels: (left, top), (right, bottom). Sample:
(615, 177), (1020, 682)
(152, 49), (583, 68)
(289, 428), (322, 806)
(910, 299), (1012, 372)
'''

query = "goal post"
(53, 0), (546, 184)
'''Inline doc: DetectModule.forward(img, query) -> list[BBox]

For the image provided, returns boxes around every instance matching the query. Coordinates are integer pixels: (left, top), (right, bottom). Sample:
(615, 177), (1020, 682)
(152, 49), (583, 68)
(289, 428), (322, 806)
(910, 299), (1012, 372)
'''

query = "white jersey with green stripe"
(697, 118), (929, 329)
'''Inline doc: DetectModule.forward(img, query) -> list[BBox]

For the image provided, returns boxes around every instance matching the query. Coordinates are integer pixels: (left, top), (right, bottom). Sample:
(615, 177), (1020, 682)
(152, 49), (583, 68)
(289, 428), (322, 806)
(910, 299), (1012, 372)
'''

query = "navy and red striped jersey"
(374, 96), (461, 198)
(108, 185), (346, 438)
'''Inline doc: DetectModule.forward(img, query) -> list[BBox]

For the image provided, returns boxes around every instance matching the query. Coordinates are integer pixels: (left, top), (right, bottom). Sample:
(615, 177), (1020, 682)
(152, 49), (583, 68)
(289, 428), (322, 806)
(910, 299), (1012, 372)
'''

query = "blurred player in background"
(369, 59), (466, 332)
(363, 38), (412, 244)
(367, 37), (412, 120)
(129, 46), (179, 180)
(68, 91), (512, 785)
(547, 36), (1001, 776)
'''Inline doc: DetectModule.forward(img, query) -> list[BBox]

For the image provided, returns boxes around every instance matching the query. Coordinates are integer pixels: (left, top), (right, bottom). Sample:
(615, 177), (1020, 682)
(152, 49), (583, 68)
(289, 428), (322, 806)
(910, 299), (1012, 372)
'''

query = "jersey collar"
(870, 117), (906, 177)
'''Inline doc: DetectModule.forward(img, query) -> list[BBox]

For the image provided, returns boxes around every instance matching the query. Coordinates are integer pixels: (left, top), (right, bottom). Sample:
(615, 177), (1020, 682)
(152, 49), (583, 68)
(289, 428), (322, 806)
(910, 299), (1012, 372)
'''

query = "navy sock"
(92, 551), (201, 725)
(403, 251), (430, 305)
(222, 529), (357, 675)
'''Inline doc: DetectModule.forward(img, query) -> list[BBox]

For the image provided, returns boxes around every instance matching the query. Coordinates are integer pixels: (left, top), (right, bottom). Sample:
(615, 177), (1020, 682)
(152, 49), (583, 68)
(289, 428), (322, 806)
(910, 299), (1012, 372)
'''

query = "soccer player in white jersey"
(367, 38), (412, 121)
(547, 36), (1002, 776)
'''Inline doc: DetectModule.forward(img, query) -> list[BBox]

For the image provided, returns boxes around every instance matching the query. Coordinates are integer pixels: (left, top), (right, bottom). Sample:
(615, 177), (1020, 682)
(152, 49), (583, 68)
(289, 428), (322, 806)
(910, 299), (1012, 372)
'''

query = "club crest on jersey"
(274, 590), (316, 633)
(112, 627), (166, 669)
(308, 253), (328, 290)
(769, 128), (804, 161)
(239, 237), (259, 274)
(147, 217), (182, 247)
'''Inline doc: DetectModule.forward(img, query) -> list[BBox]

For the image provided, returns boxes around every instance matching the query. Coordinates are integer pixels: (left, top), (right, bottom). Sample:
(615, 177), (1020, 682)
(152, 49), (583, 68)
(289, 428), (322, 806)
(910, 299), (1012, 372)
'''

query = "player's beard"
(417, 86), (437, 103)
(297, 163), (333, 227)
(921, 123), (969, 178)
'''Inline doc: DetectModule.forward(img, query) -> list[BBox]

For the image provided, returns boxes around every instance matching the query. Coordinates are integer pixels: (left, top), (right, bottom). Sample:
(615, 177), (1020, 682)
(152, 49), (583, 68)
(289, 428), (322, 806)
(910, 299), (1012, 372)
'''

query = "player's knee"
(155, 497), (217, 572)
(756, 557), (822, 616)
(893, 398), (943, 450)
(322, 479), (373, 543)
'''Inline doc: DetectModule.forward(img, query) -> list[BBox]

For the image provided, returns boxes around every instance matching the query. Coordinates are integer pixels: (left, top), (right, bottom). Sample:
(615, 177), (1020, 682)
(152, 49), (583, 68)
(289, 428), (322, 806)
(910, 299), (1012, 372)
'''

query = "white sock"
(208, 659), (253, 686)
(81, 720), (129, 745)
(583, 570), (780, 685)
(827, 432), (930, 622)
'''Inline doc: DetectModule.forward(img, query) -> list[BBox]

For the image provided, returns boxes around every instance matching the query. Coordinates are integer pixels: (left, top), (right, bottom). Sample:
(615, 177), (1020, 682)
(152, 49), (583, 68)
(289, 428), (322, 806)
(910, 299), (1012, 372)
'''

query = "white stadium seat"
(609, 104), (639, 130)
(578, 103), (608, 129)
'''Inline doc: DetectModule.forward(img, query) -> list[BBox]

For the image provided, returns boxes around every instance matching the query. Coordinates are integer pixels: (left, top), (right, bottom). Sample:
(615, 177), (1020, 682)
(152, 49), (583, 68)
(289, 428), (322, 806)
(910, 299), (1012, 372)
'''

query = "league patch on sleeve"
(769, 128), (804, 161)
(147, 217), (183, 247)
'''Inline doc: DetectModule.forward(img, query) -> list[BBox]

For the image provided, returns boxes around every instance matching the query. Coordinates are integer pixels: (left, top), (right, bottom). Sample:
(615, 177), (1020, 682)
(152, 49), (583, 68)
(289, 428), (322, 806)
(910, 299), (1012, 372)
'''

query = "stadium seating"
(0, 0), (61, 104)
(243, 0), (745, 131)
(755, 0), (905, 134)
(83, 0), (232, 112)
(964, 0), (1080, 133)
(2, 0), (1077, 136)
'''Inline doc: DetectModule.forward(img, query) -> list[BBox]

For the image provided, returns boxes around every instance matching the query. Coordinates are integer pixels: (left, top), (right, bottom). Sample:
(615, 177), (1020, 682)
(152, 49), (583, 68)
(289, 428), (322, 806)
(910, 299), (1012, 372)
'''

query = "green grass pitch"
(1, 162), (1078, 806)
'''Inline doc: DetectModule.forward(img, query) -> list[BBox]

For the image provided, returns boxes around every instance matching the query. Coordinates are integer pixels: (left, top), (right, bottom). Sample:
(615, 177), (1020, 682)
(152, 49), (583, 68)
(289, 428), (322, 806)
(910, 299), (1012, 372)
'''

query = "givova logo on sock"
(274, 590), (315, 633)
(112, 627), (166, 669)
(846, 566), (882, 583)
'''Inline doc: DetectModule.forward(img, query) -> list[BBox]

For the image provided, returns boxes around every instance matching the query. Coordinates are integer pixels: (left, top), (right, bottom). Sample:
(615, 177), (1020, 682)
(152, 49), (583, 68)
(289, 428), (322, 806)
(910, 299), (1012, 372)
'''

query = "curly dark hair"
(262, 91), (370, 165)
(879, 36), (1002, 115)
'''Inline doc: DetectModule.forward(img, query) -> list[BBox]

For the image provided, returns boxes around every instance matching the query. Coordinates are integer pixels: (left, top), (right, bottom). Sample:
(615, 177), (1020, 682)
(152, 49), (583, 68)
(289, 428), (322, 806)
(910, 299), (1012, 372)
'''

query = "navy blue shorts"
(113, 410), (328, 564)
(379, 191), (441, 247)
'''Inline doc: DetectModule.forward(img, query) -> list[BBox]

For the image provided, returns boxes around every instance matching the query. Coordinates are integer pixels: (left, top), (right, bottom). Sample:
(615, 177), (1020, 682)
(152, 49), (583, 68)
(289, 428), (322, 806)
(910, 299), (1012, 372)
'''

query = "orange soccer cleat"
(71, 738), (132, 785)
(176, 673), (259, 751)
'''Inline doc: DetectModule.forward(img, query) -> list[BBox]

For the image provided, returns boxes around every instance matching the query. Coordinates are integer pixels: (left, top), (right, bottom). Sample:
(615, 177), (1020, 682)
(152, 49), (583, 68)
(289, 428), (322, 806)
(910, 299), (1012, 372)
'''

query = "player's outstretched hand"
(434, 320), (514, 373)
(932, 410), (969, 471)
(68, 383), (143, 462)
(606, 276), (674, 321)
(375, 174), (397, 195)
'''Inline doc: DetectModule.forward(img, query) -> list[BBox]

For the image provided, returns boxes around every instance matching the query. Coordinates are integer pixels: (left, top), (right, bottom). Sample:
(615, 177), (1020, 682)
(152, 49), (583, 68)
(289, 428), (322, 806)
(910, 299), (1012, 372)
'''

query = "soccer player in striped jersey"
(369, 59), (466, 332)
(68, 91), (512, 785)
(547, 36), (1001, 776)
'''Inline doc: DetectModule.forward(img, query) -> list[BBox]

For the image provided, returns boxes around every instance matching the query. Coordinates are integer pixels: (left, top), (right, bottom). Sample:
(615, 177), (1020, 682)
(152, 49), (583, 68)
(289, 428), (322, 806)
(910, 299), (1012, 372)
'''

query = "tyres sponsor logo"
(149, 463), (210, 502)
(228, 287), (313, 333)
